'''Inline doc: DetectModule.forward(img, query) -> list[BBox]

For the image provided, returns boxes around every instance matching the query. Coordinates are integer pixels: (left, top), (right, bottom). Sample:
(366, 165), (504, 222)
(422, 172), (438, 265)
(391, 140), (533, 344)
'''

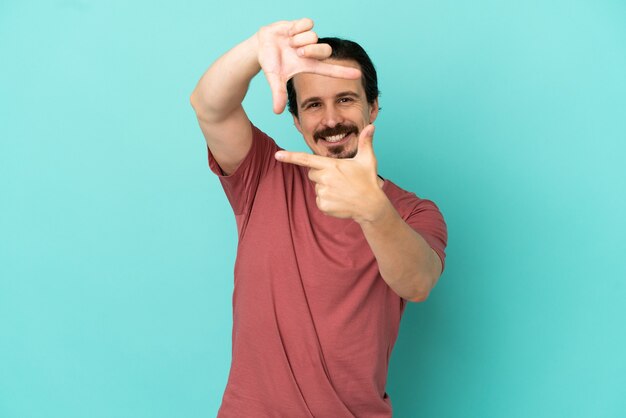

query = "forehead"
(292, 59), (364, 102)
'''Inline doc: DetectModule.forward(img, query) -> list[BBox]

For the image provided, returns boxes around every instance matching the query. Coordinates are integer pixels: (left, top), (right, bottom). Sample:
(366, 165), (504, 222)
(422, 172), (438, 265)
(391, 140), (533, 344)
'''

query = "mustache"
(314, 124), (358, 142)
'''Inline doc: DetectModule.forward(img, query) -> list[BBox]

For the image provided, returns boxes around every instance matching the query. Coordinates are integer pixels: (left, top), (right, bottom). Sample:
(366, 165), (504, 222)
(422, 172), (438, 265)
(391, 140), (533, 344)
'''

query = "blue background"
(1, 1), (625, 417)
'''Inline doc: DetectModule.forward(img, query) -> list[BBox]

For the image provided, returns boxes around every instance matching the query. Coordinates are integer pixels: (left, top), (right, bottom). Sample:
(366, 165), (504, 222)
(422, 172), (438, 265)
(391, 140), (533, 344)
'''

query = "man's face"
(292, 59), (379, 159)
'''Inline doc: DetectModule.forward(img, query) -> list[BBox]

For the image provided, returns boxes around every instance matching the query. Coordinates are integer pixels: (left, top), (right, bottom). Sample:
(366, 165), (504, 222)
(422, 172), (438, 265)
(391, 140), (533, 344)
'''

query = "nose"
(320, 104), (344, 128)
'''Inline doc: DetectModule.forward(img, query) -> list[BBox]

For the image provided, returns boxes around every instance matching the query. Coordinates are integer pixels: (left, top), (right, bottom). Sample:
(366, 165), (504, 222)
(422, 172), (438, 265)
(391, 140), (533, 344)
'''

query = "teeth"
(324, 133), (347, 143)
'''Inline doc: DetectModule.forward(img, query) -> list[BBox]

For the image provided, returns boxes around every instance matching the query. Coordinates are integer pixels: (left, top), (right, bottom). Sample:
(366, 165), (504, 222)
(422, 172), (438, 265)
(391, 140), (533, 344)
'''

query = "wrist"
(354, 188), (391, 226)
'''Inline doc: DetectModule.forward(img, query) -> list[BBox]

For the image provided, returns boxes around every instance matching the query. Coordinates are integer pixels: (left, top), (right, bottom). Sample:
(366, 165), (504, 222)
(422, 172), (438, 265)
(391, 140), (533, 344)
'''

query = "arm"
(190, 18), (361, 175)
(275, 125), (443, 302)
(357, 195), (443, 302)
(189, 35), (258, 175)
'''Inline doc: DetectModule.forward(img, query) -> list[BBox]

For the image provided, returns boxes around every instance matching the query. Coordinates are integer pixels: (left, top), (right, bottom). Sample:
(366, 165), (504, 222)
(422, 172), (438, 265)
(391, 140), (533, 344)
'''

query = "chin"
(326, 145), (357, 159)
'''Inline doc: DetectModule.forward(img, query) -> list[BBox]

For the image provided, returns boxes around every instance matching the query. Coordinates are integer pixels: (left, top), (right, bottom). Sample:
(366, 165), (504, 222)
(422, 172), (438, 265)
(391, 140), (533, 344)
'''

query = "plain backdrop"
(1, 0), (625, 417)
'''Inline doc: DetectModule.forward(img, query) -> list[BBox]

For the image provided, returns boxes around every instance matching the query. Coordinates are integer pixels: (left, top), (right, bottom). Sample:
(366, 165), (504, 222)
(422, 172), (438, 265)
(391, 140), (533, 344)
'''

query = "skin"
(191, 18), (442, 301)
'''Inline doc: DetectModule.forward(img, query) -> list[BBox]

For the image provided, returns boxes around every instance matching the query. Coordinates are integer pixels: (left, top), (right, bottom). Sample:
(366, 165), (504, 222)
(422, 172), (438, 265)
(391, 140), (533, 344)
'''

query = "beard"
(314, 123), (359, 159)
(327, 144), (358, 159)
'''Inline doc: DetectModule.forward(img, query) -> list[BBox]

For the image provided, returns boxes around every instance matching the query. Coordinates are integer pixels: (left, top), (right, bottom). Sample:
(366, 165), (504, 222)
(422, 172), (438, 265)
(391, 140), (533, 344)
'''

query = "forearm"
(358, 194), (442, 302)
(190, 33), (260, 122)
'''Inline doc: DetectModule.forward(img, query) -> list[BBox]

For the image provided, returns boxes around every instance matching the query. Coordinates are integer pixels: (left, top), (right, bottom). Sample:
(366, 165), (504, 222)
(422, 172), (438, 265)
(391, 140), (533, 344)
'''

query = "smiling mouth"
(315, 125), (358, 145)
(319, 132), (355, 148)
(324, 133), (348, 143)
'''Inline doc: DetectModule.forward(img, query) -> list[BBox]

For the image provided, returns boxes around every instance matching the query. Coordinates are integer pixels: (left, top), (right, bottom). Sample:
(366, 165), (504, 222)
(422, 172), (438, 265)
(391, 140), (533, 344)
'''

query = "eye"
(338, 97), (353, 104)
(305, 102), (320, 110)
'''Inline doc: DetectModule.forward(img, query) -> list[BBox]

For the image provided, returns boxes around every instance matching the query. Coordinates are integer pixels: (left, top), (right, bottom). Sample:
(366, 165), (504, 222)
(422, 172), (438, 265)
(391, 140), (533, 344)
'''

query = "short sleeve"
(207, 124), (280, 217)
(405, 199), (448, 271)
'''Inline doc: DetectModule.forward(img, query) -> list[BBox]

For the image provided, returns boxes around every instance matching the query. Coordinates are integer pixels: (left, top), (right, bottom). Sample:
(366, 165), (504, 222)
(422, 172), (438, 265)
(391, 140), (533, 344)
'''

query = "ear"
(368, 98), (379, 123)
(293, 114), (303, 134)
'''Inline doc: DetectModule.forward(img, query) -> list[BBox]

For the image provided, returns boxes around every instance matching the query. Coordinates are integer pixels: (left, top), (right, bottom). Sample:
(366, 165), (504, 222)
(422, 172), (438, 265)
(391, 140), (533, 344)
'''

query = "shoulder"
(382, 180), (438, 215)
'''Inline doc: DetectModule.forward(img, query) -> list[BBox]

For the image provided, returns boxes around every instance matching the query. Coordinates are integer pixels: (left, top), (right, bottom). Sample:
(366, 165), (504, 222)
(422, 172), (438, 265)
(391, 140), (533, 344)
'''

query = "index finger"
(275, 150), (332, 169)
(304, 59), (362, 80)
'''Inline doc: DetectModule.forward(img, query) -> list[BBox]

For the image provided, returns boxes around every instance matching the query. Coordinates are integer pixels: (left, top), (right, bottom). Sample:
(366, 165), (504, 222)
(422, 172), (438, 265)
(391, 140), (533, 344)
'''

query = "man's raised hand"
(257, 18), (361, 114)
(275, 125), (387, 223)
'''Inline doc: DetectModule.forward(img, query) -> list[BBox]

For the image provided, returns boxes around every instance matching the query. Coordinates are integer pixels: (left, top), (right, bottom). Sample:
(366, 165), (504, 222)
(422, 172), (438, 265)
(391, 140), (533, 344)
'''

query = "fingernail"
(297, 48), (304, 57)
(275, 151), (284, 160)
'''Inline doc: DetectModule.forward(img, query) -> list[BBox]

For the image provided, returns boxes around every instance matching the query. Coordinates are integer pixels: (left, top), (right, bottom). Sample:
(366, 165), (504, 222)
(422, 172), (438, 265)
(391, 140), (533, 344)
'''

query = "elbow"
(405, 273), (438, 303)
(190, 89), (210, 114)
(189, 91), (221, 123)
(189, 92), (213, 123)
(407, 289), (430, 303)
(190, 90), (200, 111)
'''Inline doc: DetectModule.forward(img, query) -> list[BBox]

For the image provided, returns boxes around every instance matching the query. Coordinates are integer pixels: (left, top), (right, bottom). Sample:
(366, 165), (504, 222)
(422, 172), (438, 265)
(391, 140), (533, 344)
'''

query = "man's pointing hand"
(275, 125), (387, 223)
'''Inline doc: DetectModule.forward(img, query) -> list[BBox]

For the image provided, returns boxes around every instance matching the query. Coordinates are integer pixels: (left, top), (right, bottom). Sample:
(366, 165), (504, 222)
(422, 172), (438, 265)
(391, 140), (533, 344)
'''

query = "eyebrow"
(299, 91), (361, 109)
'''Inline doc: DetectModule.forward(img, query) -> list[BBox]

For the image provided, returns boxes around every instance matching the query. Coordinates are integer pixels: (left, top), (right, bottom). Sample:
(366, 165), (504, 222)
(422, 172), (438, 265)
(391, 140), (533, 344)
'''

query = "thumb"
(355, 124), (375, 159)
(265, 71), (287, 114)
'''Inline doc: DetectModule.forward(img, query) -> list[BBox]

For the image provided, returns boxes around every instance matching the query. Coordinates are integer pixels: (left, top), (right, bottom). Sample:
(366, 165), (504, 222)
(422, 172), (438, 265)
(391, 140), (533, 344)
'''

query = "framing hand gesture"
(257, 18), (361, 114)
(275, 125), (386, 223)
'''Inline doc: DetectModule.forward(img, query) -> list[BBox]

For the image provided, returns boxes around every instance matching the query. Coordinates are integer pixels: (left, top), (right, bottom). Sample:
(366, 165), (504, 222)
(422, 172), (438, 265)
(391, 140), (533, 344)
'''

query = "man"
(191, 18), (447, 418)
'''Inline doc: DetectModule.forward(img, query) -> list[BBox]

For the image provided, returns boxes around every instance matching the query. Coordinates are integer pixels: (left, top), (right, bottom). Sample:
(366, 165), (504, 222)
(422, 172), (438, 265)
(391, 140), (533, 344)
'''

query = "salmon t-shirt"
(209, 125), (447, 418)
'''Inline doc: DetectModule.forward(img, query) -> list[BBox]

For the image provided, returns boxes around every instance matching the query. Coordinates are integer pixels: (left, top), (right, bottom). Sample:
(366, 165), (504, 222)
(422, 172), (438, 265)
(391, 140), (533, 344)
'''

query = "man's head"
(287, 37), (380, 159)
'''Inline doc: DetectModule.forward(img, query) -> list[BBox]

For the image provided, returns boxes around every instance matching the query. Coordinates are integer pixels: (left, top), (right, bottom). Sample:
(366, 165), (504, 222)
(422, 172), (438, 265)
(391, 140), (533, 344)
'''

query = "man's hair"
(286, 37), (380, 117)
